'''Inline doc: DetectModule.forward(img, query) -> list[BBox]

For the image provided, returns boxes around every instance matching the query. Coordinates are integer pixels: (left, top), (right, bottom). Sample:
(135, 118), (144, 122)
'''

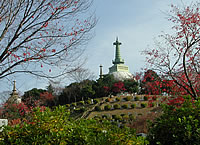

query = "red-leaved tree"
(143, 2), (200, 99)
(0, 0), (96, 80)
(111, 81), (126, 95)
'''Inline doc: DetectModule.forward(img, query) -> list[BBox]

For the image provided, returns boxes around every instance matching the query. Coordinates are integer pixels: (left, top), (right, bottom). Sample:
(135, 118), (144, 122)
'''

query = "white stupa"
(7, 81), (21, 104)
(108, 38), (134, 81)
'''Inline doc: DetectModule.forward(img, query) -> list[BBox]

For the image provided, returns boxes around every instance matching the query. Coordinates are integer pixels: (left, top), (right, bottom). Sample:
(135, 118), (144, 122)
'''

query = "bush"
(131, 104), (136, 109)
(95, 106), (101, 111)
(86, 100), (92, 105)
(121, 104), (128, 109)
(94, 99), (99, 104)
(77, 101), (84, 106)
(113, 115), (122, 121)
(152, 96), (157, 100)
(147, 96), (200, 145)
(144, 96), (148, 101)
(141, 103), (147, 108)
(0, 106), (148, 144)
(102, 114), (108, 119)
(113, 104), (121, 109)
(115, 97), (121, 102)
(125, 96), (132, 101)
(104, 105), (112, 110)
(66, 104), (70, 108)
(79, 107), (86, 113)
(134, 96), (139, 101)
(71, 102), (76, 107)
(149, 102), (155, 107)
(129, 114), (135, 121)
(74, 107), (85, 113)
(123, 115), (129, 120)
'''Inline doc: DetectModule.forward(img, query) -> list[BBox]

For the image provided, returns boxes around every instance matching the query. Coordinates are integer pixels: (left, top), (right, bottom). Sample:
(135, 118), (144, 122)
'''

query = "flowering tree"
(0, 0), (96, 80)
(141, 70), (162, 95)
(111, 81), (126, 95)
(143, 3), (200, 99)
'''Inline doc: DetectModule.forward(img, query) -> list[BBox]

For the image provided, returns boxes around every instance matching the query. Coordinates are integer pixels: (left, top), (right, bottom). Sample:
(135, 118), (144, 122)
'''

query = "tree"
(0, 0), (96, 80)
(111, 81), (126, 95)
(81, 85), (95, 100)
(58, 79), (95, 104)
(22, 88), (46, 106)
(93, 74), (116, 97)
(68, 67), (96, 83)
(123, 79), (138, 94)
(46, 83), (54, 94)
(147, 96), (200, 145)
(143, 2), (200, 99)
(141, 70), (162, 95)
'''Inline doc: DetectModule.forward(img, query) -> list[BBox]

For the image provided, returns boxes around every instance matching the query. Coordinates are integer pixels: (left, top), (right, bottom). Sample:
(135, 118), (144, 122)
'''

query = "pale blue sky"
(0, 0), (194, 94)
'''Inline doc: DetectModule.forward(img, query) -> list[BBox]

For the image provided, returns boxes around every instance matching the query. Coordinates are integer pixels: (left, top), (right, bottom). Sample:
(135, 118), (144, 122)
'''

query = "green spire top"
(112, 37), (124, 64)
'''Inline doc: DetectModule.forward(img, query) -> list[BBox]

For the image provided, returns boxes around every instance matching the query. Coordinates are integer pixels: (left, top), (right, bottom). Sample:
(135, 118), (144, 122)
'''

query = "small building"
(7, 81), (21, 104)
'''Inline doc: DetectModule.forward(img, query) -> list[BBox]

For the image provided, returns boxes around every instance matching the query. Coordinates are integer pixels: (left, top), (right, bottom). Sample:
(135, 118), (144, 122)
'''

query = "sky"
(0, 0), (195, 95)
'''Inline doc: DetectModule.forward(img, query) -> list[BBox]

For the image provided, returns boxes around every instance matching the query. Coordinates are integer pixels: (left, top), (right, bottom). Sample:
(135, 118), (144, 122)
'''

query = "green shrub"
(112, 114), (116, 119)
(144, 96), (148, 101)
(150, 102), (155, 107)
(125, 96), (132, 101)
(74, 107), (85, 113)
(79, 107), (86, 113)
(123, 115), (129, 120)
(104, 105), (112, 110)
(121, 104), (128, 109)
(94, 99), (99, 104)
(115, 97), (121, 102)
(141, 103), (147, 108)
(86, 100), (92, 105)
(114, 115), (122, 121)
(95, 106), (101, 111)
(71, 102), (76, 107)
(134, 96), (139, 101)
(102, 114), (108, 119)
(113, 104), (121, 109)
(147, 96), (200, 145)
(131, 104), (136, 108)
(66, 104), (70, 108)
(77, 101), (84, 106)
(129, 114), (135, 121)
(0, 106), (148, 144)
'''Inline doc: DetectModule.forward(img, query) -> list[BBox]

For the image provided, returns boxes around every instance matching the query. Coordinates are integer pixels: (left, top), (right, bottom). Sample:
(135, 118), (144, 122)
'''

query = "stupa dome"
(111, 71), (134, 81)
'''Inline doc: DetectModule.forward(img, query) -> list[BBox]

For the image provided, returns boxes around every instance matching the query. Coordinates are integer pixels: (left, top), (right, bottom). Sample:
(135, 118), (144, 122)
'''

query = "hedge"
(104, 105), (112, 110)
(113, 104), (121, 109)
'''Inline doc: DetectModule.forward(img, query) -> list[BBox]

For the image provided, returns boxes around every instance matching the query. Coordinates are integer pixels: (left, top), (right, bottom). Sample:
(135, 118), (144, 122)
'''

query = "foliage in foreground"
(0, 106), (148, 145)
(147, 96), (200, 145)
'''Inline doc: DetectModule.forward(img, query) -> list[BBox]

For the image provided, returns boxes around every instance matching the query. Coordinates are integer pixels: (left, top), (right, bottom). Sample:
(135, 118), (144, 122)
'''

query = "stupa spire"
(113, 37), (124, 64)
(99, 64), (103, 79)
(8, 80), (21, 104)
(11, 80), (18, 95)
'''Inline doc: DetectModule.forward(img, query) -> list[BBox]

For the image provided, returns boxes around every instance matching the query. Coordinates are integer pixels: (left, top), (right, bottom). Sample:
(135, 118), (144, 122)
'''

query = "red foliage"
(112, 81), (126, 94)
(143, 3), (200, 99)
(103, 86), (110, 92)
(166, 96), (185, 107)
(0, 102), (46, 126)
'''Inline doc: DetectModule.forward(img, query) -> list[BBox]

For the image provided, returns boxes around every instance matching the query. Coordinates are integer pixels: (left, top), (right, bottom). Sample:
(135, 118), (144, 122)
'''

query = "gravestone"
(0, 119), (8, 132)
